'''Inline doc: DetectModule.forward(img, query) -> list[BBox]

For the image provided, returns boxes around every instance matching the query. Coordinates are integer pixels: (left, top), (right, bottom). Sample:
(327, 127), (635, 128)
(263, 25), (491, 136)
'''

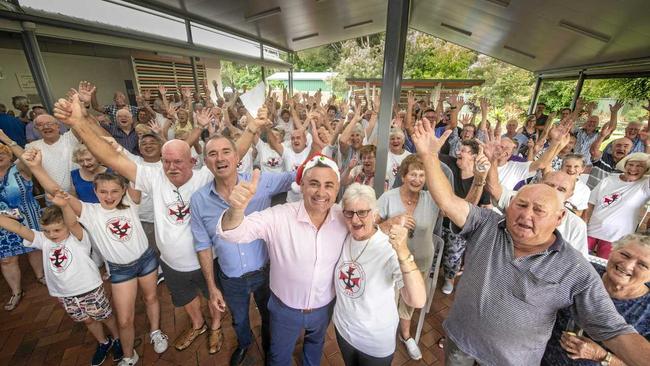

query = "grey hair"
(613, 233), (650, 251)
(71, 144), (92, 164)
(342, 183), (377, 210)
(389, 128), (405, 139)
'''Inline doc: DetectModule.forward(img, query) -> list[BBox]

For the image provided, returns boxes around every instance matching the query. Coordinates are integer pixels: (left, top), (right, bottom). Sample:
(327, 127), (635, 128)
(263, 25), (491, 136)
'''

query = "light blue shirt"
(190, 171), (295, 277)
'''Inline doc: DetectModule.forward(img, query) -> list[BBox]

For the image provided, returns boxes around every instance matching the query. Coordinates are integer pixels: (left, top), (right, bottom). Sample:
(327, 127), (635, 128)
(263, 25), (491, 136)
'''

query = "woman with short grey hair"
(542, 233), (650, 365)
(333, 183), (426, 366)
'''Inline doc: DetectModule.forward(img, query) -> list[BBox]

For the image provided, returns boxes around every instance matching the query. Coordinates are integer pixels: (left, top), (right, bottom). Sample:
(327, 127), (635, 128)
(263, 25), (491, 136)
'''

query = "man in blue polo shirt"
(0, 103), (26, 147)
(191, 134), (294, 366)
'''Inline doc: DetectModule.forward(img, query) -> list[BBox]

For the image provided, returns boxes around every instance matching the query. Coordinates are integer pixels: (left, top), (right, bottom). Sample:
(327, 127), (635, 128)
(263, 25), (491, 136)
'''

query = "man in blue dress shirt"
(191, 134), (295, 366)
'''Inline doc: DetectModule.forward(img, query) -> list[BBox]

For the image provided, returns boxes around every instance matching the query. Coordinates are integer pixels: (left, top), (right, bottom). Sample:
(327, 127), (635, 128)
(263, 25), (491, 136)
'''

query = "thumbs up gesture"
(228, 169), (260, 210)
(388, 216), (410, 255)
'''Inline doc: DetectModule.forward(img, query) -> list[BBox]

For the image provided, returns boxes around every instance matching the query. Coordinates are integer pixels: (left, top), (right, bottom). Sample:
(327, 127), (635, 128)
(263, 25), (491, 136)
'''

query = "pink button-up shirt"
(217, 201), (347, 309)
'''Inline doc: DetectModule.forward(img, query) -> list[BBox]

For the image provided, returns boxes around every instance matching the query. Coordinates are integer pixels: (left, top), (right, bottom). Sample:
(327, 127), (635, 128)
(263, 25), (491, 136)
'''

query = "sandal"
(37, 276), (46, 285)
(4, 291), (23, 311)
(437, 336), (446, 349)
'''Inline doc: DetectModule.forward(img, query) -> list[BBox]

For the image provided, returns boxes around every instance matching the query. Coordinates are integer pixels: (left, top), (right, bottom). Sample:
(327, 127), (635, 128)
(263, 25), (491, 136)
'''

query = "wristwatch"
(600, 351), (612, 366)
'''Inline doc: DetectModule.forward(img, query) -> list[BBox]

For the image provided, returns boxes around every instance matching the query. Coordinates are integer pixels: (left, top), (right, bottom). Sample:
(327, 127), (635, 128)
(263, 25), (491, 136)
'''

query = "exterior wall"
(275, 79), (331, 92)
(0, 48), (134, 110)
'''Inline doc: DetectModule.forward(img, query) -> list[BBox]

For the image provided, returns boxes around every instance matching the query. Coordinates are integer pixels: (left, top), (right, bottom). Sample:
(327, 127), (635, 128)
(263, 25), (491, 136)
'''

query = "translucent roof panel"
(190, 22), (282, 62)
(21, 0), (187, 42)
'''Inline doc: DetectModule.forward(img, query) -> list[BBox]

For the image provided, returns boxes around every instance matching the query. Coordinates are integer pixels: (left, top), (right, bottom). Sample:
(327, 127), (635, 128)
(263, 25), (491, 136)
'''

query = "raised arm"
(221, 170), (260, 231)
(0, 215), (34, 242)
(389, 222), (426, 308)
(404, 91), (416, 137)
(53, 93), (137, 182)
(605, 100), (624, 132)
(50, 190), (84, 241)
(463, 146), (490, 205)
(590, 123), (614, 162)
(22, 149), (83, 216)
(413, 118), (470, 228)
(236, 107), (271, 159)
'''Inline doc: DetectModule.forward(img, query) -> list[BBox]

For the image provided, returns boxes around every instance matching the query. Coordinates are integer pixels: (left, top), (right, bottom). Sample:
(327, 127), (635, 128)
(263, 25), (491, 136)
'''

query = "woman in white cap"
(585, 152), (650, 258)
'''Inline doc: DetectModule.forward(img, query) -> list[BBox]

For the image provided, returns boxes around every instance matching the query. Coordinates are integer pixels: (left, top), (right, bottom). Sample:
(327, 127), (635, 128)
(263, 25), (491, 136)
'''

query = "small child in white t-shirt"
(0, 192), (123, 366)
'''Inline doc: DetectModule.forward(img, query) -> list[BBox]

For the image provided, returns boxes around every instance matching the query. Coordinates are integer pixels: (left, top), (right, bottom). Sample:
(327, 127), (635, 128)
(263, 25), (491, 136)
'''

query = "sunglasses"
(342, 209), (372, 219)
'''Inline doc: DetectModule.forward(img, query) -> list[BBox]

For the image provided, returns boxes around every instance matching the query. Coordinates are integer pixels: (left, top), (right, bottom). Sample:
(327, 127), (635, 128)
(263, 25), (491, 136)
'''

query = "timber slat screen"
(133, 58), (207, 101)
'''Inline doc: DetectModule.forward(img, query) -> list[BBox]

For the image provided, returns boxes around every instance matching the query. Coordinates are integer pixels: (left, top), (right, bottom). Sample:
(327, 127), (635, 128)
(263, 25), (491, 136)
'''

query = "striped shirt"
(587, 153), (621, 190)
(443, 205), (635, 366)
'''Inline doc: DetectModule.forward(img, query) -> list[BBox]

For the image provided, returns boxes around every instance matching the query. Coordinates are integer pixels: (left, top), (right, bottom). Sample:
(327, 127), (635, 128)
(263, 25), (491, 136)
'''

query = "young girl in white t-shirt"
(24, 149), (168, 366)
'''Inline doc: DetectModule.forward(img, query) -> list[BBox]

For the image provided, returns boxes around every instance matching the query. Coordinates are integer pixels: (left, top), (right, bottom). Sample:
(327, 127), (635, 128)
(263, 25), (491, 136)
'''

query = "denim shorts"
(107, 247), (158, 284)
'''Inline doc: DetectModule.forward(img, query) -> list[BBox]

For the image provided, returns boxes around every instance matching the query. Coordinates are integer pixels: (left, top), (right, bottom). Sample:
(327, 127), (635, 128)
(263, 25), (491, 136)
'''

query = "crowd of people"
(0, 79), (648, 366)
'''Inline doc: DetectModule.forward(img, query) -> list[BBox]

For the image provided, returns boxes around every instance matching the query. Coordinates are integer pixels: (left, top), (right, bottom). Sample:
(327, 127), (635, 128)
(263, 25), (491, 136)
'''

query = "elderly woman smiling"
(333, 183), (426, 366)
(542, 234), (650, 365)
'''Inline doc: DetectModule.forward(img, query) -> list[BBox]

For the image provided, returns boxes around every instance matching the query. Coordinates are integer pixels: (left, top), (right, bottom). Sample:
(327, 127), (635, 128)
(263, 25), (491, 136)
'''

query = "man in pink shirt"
(217, 155), (347, 366)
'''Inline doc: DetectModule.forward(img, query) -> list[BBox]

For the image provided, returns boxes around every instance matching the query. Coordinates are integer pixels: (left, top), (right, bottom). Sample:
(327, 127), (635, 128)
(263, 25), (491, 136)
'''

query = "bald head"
(162, 139), (191, 158)
(505, 183), (566, 249)
(541, 171), (575, 200)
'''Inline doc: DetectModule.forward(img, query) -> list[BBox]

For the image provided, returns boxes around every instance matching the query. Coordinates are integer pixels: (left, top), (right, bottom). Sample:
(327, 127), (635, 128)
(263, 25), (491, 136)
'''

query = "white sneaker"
(117, 350), (139, 366)
(442, 278), (454, 295)
(150, 329), (169, 353)
(401, 337), (422, 360)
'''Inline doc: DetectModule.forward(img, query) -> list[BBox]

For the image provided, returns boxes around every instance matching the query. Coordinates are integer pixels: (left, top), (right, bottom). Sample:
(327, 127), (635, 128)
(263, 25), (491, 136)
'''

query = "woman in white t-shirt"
(25, 151), (169, 364)
(256, 128), (284, 173)
(585, 152), (650, 258)
(333, 184), (426, 365)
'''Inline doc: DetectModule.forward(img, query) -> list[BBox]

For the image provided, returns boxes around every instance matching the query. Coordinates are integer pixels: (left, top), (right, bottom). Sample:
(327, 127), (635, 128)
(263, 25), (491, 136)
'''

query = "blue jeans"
(267, 293), (334, 366)
(107, 247), (158, 284)
(216, 262), (270, 353)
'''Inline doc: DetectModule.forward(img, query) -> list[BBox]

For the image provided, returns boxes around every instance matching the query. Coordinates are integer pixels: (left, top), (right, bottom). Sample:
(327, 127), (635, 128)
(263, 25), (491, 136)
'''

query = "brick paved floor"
(0, 256), (453, 366)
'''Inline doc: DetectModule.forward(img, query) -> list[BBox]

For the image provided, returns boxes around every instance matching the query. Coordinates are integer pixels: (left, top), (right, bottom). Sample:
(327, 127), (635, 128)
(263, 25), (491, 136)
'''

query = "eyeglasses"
(173, 189), (185, 206)
(342, 209), (371, 219)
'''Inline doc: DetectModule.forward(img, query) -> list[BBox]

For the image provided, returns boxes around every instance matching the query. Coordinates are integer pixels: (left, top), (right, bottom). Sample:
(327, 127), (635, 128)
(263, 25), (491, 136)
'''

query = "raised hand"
(599, 123), (614, 138)
(47, 189), (71, 208)
(609, 99), (624, 114)
(157, 85), (167, 98)
(181, 87), (192, 99)
(388, 216), (410, 256)
(21, 148), (42, 168)
(77, 81), (96, 104)
(194, 109), (213, 129)
(473, 145), (491, 178)
(407, 90), (416, 109)
(479, 97), (489, 115)
(148, 120), (161, 135)
(459, 113), (472, 125)
(412, 118), (452, 156)
(228, 169), (260, 210)
(53, 94), (85, 127)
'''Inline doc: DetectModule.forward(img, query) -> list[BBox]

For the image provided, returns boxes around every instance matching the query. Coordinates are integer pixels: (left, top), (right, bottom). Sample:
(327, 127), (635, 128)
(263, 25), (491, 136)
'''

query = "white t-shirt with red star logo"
(135, 165), (213, 271)
(588, 175), (650, 242)
(79, 194), (149, 265)
(256, 140), (283, 173)
(23, 230), (101, 297)
(332, 230), (404, 358)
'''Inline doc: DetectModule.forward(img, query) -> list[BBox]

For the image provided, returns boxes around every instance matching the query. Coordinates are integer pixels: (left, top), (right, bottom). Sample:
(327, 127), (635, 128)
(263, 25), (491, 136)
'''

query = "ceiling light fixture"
(292, 33), (319, 42)
(440, 23), (472, 37)
(503, 45), (536, 59)
(343, 19), (373, 29)
(558, 20), (611, 43)
(244, 6), (282, 23)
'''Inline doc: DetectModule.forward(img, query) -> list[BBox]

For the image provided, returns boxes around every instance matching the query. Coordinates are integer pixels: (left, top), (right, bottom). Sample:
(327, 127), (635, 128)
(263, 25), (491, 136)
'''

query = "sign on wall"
(15, 73), (36, 91)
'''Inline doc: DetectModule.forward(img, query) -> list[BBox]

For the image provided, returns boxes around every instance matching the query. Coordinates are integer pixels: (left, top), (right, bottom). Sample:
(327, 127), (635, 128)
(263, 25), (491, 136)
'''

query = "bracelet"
(246, 127), (258, 135)
(398, 253), (414, 264)
(8, 141), (17, 147)
(401, 266), (419, 274)
(473, 181), (486, 187)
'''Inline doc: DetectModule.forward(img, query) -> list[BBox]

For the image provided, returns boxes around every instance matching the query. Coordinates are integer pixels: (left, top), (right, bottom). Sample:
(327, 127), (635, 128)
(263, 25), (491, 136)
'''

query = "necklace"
(349, 235), (372, 264)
